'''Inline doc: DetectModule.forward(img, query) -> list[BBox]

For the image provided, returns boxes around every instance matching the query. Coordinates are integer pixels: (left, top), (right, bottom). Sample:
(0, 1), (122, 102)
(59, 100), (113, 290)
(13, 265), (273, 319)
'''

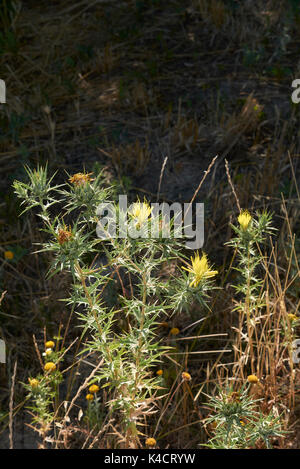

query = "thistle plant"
(228, 209), (275, 309)
(205, 382), (285, 449)
(23, 339), (63, 448)
(226, 209), (276, 374)
(169, 252), (218, 315)
(13, 165), (218, 448)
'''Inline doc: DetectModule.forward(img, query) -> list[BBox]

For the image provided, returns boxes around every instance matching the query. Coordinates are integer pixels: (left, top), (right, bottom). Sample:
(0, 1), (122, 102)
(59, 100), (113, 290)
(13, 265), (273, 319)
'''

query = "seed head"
(69, 172), (93, 186)
(58, 227), (73, 245)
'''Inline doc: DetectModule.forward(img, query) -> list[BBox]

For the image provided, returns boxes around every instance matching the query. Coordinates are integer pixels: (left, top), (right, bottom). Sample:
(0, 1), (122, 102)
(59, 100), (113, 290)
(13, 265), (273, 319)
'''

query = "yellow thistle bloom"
(69, 172), (93, 186)
(182, 252), (218, 287)
(182, 371), (191, 381)
(156, 369), (163, 376)
(238, 210), (252, 230)
(86, 393), (94, 401)
(129, 200), (152, 227)
(45, 341), (55, 349)
(170, 327), (179, 336)
(145, 437), (156, 447)
(44, 362), (56, 373)
(4, 250), (14, 260)
(89, 384), (100, 394)
(287, 313), (298, 322)
(247, 374), (259, 384)
(28, 378), (39, 388)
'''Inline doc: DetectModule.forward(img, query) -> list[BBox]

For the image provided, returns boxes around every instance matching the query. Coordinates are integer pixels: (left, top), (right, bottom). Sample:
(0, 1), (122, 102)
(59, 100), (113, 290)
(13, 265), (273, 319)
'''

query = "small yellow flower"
(247, 374), (259, 384)
(238, 210), (252, 230)
(145, 437), (156, 447)
(45, 341), (55, 349)
(89, 384), (100, 394)
(44, 362), (56, 373)
(69, 172), (94, 186)
(45, 348), (52, 356)
(182, 371), (191, 381)
(4, 250), (14, 260)
(129, 200), (152, 227)
(170, 327), (179, 336)
(182, 252), (218, 288)
(86, 393), (94, 401)
(28, 378), (39, 388)
(287, 313), (298, 322)
(156, 369), (163, 376)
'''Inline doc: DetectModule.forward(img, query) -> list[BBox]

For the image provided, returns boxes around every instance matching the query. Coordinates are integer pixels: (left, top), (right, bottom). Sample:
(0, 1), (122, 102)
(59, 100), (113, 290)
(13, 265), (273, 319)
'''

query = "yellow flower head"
(45, 341), (55, 349)
(44, 362), (56, 373)
(287, 313), (298, 322)
(45, 348), (53, 356)
(4, 250), (14, 260)
(238, 210), (252, 230)
(247, 374), (259, 384)
(170, 327), (180, 336)
(89, 384), (100, 394)
(182, 371), (191, 381)
(86, 393), (94, 401)
(28, 378), (39, 388)
(182, 252), (218, 287)
(145, 437), (156, 447)
(69, 172), (94, 186)
(129, 200), (152, 227)
(156, 369), (163, 376)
